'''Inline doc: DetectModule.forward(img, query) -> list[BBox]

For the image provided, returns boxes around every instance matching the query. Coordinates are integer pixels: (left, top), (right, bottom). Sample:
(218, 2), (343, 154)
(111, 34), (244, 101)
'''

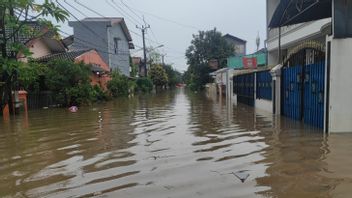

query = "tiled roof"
(36, 49), (91, 62)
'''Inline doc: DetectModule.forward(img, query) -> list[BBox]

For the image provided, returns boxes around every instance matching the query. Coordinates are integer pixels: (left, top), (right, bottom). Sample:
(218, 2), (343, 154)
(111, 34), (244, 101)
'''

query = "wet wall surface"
(1, 89), (352, 198)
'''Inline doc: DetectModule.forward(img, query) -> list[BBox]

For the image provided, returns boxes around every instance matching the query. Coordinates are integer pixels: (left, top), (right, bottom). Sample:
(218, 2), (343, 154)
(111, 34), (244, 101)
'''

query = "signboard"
(227, 52), (266, 69)
(243, 57), (257, 69)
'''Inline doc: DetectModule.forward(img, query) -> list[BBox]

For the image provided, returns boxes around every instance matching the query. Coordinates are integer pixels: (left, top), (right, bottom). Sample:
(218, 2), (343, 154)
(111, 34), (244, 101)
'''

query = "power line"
(121, 3), (200, 30)
(56, 0), (109, 46)
(119, 0), (144, 22)
(74, 0), (107, 18)
(108, 0), (143, 26)
(59, 30), (130, 56)
(63, 0), (87, 17)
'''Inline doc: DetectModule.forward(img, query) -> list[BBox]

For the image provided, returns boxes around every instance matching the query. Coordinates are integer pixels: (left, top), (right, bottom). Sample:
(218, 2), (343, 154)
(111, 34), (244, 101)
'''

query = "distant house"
(132, 56), (146, 77)
(223, 34), (247, 56)
(69, 17), (134, 77)
(36, 49), (111, 90)
(16, 22), (67, 62)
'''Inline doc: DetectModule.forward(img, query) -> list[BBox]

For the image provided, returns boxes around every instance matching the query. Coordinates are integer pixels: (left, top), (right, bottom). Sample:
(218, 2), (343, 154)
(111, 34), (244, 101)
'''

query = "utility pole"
(136, 24), (150, 77)
(161, 54), (166, 67)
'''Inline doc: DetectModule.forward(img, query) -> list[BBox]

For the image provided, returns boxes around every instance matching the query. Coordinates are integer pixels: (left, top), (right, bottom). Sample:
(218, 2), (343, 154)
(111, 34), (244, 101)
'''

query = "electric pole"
(136, 24), (150, 77)
(161, 54), (166, 67)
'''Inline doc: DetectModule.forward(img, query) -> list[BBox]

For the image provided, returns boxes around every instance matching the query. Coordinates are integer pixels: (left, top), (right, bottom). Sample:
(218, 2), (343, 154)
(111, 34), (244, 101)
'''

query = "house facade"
(223, 34), (247, 56)
(69, 17), (134, 76)
(266, 0), (352, 133)
(37, 49), (111, 90)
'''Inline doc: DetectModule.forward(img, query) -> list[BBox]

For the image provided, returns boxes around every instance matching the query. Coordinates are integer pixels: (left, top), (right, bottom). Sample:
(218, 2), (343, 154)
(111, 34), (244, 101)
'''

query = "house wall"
(74, 50), (111, 90)
(75, 50), (110, 72)
(107, 24), (130, 76)
(18, 38), (52, 62)
(69, 21), (110, 64)
(328, 37), (352, 133)
(266, 1), (331, 65)
(255, 99), (273, 113)
(224, 37), (246, 56)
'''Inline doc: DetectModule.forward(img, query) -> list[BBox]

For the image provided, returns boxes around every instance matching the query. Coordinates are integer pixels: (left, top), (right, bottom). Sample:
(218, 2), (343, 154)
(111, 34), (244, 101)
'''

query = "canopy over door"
(269, 0), (332, 28)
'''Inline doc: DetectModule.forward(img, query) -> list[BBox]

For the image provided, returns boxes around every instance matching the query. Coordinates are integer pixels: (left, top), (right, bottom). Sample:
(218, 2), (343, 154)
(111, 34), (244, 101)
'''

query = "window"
(113, 38), (120, 54)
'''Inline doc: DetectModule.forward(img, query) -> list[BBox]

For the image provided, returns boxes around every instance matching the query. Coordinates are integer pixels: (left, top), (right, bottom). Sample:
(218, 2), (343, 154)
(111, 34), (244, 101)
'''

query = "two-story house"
(223, 34), (247, 56)
(267, 0), (352, 133)
(69, 17), (134, 76)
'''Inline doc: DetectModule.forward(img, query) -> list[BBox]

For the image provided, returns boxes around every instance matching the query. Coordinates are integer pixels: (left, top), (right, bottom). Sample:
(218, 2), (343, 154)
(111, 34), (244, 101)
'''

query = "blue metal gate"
(256, 71), (273, 101)
(282, 65), (303, 121)
(234, 73), (255, 106)
(281, 62), (325, 128)
(303, 62), (325, 128)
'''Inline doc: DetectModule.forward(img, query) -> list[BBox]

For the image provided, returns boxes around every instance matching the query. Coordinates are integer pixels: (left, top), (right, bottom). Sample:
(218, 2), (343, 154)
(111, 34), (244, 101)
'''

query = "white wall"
(255, 99), (273, 113)
(329, 38), (352, 133)
(267, 19), (331, 51)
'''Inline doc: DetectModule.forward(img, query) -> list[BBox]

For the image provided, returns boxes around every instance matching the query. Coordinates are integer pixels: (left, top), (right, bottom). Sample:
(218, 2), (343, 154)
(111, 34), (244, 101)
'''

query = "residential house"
(267, 0), (352, 133)
(36, 49), (111, 90)
(223, 34), (247, 56)
(69, 17), (134, 77)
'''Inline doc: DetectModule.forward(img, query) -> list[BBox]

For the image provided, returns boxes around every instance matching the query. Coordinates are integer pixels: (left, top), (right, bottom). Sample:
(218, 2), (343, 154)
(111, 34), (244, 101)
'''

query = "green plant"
(0, 0), (69, 114)
(44, 60), (93, 106)
(136, 77), (153, 92)
(107, 71), (130, 97)
(149, 64), (168, 87)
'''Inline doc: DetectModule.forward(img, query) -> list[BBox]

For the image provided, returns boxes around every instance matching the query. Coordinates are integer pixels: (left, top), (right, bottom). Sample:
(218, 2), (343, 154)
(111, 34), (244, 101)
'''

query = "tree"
(185, 28), (234, 90)
(164, 64), (182, 87)
(0, 0), (68, 114)
(149, 64), (168, 88)
(44, 60), (94, 106)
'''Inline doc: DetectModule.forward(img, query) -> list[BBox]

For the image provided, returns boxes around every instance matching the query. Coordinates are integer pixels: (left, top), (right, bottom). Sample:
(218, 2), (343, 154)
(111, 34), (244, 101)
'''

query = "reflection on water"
(0, 89), (352, 198)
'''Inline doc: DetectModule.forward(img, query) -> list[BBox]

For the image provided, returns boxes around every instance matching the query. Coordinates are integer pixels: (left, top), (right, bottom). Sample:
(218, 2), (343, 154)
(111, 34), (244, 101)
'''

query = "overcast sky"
(57, 0), (267, 72)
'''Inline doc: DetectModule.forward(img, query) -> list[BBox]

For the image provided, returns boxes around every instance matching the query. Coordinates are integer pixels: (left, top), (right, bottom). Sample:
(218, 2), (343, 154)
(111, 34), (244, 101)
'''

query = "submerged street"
(1, 89), (352, 198)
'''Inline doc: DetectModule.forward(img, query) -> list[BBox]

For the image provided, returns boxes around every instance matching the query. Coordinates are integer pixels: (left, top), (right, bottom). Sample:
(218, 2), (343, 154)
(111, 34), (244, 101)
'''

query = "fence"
(27, 91), (56, 109)
(256, 71), (272, 100)
(233, 73), (255, 106)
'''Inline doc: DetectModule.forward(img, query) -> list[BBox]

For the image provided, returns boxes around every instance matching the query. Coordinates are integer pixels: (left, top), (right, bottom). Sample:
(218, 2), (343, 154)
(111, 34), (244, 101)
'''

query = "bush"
(136, 77), (153, 92)
(149, 64), (168, 87)
(107, 71), (130, 97)
(42, 59), (108, 106)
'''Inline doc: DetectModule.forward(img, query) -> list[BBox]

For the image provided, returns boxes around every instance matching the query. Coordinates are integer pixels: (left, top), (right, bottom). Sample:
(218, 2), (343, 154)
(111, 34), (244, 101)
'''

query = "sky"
(56, 0), (267, 72)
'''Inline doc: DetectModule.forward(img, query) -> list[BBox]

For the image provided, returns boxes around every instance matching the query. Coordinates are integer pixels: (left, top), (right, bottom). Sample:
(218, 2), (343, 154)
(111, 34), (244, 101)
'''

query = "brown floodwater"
(1, 89), (352, 198)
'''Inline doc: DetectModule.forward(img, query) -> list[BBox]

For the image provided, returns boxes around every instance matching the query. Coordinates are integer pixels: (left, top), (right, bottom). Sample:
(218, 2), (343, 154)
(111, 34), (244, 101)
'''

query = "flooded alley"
(1, 89), (352, 198)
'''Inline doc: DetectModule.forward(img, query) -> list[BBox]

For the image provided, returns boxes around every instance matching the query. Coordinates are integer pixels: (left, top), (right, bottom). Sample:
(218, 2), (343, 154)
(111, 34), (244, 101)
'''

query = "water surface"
(1, 89), (352, 198)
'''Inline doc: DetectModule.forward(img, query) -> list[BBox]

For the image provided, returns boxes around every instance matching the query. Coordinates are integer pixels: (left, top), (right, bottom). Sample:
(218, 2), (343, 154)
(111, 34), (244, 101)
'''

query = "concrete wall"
(107, 25), (130, 76)
(328, 37), (352, 133)
(255, 99), (273, 113)
(69, 21), (131, 76)
(75, 50), (111, 90)
(70, 21), (110, 64)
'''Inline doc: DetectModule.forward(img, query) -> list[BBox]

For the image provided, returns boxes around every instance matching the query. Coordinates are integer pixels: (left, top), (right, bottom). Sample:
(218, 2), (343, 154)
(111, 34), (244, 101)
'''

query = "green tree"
(185, 28), (234, 90)
(149, 64), (168, 88)
(0, 0), (68, 114)
(44, 60), (92, 106)
(164, 64), (182, 87)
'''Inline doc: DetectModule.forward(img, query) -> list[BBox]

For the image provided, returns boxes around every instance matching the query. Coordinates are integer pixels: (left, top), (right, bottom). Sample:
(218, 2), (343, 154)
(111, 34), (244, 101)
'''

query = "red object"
(242, 57), (257, 69)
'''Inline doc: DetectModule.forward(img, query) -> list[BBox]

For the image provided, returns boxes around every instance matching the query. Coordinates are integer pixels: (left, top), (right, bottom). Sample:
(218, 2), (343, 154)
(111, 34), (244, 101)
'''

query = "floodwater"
(1, 89), (352, 198)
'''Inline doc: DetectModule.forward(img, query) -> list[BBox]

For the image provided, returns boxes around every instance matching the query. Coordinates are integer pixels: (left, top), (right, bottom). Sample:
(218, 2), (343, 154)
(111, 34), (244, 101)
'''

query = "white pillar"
(327, 37), (352, 133)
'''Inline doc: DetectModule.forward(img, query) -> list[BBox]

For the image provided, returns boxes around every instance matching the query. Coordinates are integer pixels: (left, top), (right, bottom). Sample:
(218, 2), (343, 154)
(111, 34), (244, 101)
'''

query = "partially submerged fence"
(233, 70), (272, 107)
(27, 91), (55, 109)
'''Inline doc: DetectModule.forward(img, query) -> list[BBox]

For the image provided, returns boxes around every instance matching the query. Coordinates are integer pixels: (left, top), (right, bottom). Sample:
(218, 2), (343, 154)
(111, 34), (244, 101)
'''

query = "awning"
(269, 0), (332, 28)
